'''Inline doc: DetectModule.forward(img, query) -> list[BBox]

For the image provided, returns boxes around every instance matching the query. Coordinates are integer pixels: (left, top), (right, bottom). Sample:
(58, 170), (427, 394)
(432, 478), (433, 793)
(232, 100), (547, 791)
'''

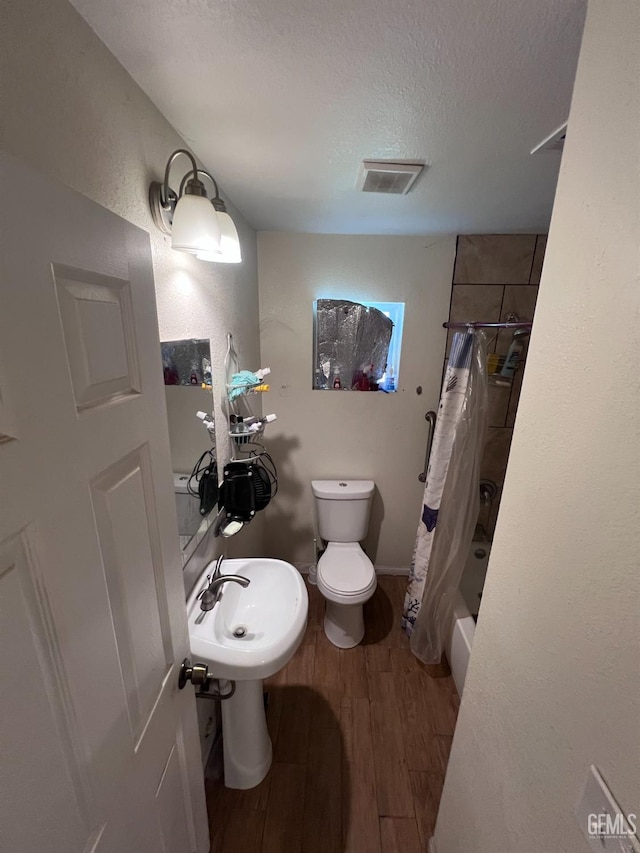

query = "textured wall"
(0, 0), (264, 584)
(434, 2), (640, 851)
(257, 232), (455, 569)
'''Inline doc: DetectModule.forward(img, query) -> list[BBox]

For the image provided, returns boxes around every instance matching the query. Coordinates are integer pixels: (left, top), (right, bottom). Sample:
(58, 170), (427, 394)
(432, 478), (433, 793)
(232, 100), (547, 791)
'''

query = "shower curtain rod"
(443, 320), (532, 330)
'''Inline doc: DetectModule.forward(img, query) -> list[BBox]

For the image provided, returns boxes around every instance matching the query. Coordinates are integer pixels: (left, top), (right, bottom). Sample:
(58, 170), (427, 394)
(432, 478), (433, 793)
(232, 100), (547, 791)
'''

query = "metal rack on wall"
(223, 332), (272, 462)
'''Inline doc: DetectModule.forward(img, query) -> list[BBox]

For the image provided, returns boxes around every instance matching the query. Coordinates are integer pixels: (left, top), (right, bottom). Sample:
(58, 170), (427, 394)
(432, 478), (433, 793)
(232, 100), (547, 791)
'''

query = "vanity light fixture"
(185, 171), (242, 265)
(149, 149), (241, 263)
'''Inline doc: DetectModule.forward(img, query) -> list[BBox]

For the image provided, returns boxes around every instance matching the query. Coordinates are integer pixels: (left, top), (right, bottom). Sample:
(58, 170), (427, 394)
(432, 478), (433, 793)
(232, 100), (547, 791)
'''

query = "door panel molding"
(90, 444), (174, 745)
(155, 730), (195, 853)
(52, 263), (142, 412)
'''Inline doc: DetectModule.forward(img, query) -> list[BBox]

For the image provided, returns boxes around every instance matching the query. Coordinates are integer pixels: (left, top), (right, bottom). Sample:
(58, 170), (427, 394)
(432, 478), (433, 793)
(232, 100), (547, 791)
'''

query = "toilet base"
(323, 599), (365, 648)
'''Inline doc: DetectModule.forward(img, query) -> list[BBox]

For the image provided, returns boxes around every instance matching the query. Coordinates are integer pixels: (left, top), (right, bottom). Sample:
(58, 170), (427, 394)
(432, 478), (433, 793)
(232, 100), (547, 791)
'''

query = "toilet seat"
(317, 542), (376, 604)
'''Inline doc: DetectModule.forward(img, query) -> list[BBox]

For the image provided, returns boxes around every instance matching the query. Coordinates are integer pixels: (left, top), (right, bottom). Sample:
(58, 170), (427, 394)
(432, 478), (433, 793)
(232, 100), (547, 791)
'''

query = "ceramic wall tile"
(446, 284), (503, 355)
(487, 382), (510, 428)
(441, 236), (541, 542)
(529, 235), (548, 285)
(453, 235), (537, 285)
(495, 285), (538, 354)
(506, 365), (525, 428)
(487, 485), (503, 538)
(480, 427), (513, 487)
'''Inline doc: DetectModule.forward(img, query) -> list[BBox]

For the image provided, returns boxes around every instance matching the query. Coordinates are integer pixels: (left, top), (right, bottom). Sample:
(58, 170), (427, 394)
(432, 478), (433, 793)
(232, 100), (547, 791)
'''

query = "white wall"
(258, 233), (455, 568)
(0, 0), (264, 578)
(434, 2), (640, 852)
(165, 387), (216, 474)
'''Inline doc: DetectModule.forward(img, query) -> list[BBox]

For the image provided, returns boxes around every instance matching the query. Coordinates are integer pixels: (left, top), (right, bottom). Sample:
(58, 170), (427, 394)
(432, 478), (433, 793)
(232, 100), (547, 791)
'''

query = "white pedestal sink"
(186, 558), (308, 789)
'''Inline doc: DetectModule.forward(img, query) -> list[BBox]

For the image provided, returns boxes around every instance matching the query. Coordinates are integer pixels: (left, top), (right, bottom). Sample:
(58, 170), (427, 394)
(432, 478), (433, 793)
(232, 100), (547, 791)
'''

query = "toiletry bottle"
(500, 339), (523, 379)
(196, 411), (216, 442)
(231, 416), (249, 444)
(351, 368), (365, 390)
(333, 369), (342, 389)
(366, 363), (376, 391)
(387, 366), (395, 392)
(248, 413), (277, 433)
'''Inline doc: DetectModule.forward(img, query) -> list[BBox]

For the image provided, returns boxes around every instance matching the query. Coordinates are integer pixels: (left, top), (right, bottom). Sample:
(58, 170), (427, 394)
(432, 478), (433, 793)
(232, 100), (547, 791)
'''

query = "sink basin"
(186, 557), (308, 680)
(185, 557), (308, 790)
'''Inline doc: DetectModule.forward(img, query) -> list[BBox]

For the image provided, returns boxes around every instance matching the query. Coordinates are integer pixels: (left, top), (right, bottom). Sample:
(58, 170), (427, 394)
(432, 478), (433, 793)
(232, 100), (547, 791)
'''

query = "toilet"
(311, 479), (377, 648)
(173, 472), (201, 541)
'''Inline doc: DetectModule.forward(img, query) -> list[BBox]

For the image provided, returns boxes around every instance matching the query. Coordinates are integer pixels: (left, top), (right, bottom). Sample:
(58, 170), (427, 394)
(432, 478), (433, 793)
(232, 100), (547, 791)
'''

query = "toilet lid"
(318, 544), (375, 595)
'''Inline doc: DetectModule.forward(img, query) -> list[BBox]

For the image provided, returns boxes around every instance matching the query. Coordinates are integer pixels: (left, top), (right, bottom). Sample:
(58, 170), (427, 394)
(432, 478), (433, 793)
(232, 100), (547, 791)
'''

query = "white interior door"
(0, 154), (209, 853)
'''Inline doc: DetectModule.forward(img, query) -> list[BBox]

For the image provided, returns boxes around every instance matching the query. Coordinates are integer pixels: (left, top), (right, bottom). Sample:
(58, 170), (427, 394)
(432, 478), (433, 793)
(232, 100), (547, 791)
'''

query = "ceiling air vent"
(531, 122), (568, 155)
(357, 160), (424, 194)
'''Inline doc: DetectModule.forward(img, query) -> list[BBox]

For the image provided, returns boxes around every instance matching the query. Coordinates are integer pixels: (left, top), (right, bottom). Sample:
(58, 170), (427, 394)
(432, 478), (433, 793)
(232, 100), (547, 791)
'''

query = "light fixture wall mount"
(149, 149), (205, 234)
(149, 149), (241, 263)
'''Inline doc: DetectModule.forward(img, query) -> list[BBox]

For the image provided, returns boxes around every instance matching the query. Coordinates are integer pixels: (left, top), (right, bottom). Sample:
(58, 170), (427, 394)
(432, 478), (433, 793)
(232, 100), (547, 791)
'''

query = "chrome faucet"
(197, 555), (250, 612)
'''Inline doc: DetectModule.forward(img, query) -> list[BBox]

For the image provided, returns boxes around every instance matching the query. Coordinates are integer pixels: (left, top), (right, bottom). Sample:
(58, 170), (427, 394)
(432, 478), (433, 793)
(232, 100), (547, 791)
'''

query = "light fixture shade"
(197, 210), (242, 263)
(171, 194), (222, 256)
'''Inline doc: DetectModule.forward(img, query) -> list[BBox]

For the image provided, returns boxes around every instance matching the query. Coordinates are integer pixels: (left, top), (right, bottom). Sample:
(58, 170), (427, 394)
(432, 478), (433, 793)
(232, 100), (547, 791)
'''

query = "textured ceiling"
(69, 0), (586, 234)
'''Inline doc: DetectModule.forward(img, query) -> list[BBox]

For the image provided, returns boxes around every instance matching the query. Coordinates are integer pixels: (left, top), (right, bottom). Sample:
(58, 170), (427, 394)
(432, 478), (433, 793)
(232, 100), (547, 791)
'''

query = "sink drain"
(233, 625), (248, 638)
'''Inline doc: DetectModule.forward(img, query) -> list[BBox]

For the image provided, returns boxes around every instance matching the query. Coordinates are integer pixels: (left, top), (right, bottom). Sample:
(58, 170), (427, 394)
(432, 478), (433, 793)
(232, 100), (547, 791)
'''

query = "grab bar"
(418, 411), (437, 483)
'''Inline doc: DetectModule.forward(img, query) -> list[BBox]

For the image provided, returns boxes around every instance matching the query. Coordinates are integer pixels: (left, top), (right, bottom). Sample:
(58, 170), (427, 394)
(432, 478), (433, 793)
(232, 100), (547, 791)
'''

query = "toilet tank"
(173, 472), (201, 537)
(311, 480), (375, 543)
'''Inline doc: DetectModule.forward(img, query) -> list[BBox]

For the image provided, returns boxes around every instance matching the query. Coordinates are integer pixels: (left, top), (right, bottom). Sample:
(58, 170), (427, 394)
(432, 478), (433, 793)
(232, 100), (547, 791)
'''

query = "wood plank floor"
(205, 577), (460, 853)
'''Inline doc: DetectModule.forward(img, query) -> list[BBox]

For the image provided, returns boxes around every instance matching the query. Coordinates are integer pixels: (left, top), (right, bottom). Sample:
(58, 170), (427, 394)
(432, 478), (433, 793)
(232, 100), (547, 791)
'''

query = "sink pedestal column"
(221, 679), (272, 789)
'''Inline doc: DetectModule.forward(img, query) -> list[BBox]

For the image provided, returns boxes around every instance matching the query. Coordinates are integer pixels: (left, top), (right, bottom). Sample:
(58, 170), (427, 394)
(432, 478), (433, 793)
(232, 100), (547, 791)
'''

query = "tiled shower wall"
(445, 234), (547, 538)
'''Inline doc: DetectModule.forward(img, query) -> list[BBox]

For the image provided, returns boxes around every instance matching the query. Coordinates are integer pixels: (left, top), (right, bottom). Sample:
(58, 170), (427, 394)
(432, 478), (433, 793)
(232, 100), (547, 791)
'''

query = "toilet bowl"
(311, 479), (377, 648)
(317, 542), (376, 647)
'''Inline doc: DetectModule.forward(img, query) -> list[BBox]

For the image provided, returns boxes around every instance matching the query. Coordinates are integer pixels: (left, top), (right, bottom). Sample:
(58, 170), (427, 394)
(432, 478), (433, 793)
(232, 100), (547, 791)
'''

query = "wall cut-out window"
(313, 299), (405, 391)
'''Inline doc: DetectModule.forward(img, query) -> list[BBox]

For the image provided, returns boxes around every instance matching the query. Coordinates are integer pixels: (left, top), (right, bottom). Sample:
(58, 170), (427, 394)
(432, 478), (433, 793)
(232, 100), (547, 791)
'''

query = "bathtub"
(448, 540), (491, 696)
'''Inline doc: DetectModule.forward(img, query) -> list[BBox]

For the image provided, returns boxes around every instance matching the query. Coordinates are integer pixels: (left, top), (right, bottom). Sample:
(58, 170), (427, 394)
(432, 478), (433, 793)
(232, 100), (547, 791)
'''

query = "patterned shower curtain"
(402, 331), (488, 664)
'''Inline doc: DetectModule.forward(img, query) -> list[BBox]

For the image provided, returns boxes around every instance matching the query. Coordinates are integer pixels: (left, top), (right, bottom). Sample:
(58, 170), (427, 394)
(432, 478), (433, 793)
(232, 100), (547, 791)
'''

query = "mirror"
(161, 338), (218, 566)
(312, 298), (404, 391)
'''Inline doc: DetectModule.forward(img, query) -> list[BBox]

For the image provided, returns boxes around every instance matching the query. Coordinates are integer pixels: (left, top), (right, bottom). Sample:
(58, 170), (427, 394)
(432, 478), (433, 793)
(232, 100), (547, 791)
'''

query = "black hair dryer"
(215, 458), (275, 538)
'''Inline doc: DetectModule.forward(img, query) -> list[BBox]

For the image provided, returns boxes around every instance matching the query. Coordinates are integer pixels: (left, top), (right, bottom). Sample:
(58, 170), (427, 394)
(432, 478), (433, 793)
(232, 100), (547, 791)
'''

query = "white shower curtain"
(402, 331), (488, 665)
